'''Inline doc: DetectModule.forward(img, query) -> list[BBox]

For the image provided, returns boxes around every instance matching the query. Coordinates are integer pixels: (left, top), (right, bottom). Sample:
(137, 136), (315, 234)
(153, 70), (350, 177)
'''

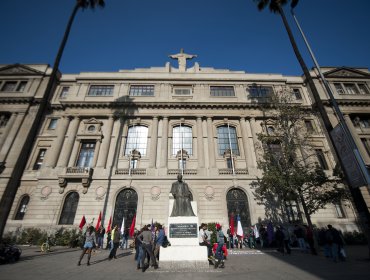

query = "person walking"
(108, 225), (120, 260)
(138, 225), (158, 272)
(214, 223), (225, 268)
(78, 225), (97, 266)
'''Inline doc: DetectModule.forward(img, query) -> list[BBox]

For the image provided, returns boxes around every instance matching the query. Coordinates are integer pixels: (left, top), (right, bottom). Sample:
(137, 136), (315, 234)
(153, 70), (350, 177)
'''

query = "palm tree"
(254, 1), (370, 257)
(0, 0), (105, 237)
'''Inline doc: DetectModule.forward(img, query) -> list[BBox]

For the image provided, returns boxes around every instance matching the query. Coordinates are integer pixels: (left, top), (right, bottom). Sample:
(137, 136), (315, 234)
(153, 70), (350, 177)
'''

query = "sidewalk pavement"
(1, 245), (369, 280)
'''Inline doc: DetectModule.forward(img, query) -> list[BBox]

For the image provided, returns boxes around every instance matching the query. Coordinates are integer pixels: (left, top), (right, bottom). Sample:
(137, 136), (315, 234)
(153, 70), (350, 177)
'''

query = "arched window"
(14, 195), (30, 220)
(226, 188), (251, 228)
(125, 125), (148, 156)
(59, 192), (79, 225)
(172, 125), (192, 156)
(217, 125), (240, 156)
(113, 189), (138, 229)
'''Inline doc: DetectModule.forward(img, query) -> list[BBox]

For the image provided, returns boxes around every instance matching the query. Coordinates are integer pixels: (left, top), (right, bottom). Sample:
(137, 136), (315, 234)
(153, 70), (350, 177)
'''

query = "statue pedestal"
(159, 198), (208, 269)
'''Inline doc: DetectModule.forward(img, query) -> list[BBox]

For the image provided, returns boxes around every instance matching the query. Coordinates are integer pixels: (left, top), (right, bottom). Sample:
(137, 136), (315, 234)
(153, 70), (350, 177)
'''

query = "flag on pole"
(95, 211), (102, 231)
(129, 214), (136, 237)
(230, 213), (235, 235)
(79, 215), (86, 230)
(254, 224), (260, 239)
(120, 216), (125, 235)
(236, 215), (243, 237)
(106, 215), (112, 233)
(151, 218), (155, 232)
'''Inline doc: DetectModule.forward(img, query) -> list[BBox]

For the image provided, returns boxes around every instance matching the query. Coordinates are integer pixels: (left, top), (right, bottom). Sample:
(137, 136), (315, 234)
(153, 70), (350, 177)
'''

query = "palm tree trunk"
(0, 3), (80, 237)
(277, 5), (333, 134)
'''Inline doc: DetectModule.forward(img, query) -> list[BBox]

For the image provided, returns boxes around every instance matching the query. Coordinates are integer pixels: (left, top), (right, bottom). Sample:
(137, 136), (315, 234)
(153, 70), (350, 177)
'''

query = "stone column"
(44, 116), (70, 168)
(197, 117), (204, 168)
(250, 117), (260, 162)
(97, 116), (114, 168)
(149, 116), (159, 168)
(0, 113), (17, 150)
(160, 117), (169, 168)
(0, 113), (25, 162)
(106, 118), (123, 168)
(57, 117), (80, 167)
(344, 114), (369, 160)
(207, 117), (216, 168)
(240, 117), (251, 168)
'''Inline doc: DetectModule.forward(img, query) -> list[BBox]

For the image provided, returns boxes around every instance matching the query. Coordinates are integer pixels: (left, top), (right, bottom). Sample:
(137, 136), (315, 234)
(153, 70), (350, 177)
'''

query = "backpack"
(162, 236), (170, 248)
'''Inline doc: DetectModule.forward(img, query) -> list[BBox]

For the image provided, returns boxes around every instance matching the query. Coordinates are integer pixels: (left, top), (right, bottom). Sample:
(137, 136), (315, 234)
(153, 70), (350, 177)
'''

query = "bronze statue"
(170, 174), (195, 216)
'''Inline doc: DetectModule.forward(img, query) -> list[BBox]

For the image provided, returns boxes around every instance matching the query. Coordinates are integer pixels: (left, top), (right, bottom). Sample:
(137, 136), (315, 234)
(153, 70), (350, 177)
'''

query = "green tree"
(0, 0), (105, 237)
(252, 89), (350, 228)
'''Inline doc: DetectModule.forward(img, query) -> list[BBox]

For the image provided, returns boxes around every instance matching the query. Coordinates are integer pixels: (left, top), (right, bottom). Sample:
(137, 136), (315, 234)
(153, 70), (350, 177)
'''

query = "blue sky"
(0, 0), (369, 76)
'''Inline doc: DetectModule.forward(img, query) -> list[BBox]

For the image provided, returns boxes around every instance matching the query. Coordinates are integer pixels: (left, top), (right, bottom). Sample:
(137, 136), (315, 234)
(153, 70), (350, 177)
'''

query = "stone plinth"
(159, 196), (208, 269)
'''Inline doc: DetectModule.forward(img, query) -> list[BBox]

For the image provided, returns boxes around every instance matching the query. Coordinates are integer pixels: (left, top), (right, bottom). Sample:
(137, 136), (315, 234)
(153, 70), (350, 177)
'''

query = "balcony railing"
(218, 168), (248, 175)
(167, 169), (197, 175)
(115, 168), (147, 175)
(66, 167), (93, 175)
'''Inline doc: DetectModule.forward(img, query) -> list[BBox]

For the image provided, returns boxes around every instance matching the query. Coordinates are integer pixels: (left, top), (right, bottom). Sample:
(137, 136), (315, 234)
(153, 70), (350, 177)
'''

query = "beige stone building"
(310, 66), (370, 213)
(1, 53), (366, 234)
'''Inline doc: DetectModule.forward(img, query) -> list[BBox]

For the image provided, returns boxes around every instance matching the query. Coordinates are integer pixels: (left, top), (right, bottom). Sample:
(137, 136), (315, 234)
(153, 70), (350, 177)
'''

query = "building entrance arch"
(226, 188), (251, 228)
(113, 188), (138, 228)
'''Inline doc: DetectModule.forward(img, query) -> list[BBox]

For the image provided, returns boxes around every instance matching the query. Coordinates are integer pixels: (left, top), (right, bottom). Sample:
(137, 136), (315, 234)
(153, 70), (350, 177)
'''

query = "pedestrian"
(214, 223), (225, 268)
(281, 226), (291, 255)
(304, 225), (317, 255)
(97, 225), (105, 249)
(275, 226), (285, 255)
(154, 224), (165, 261)
(138, 224), (158, 272)
(294, 224), (307, 253)
(123, 227), (129, 249)
(105, 230), (111, 250)
(78, 225), (97, 266)
(108, 225), (120, 260)
(227, 226), (234, 249)
(325, 225), (343, 262)
(199, 223), (214, 262)
(134, 228), (144, 270)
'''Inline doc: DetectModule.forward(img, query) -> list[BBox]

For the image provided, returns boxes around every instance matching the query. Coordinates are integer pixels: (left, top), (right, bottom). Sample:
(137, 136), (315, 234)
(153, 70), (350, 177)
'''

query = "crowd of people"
(77, 221), (347, 268)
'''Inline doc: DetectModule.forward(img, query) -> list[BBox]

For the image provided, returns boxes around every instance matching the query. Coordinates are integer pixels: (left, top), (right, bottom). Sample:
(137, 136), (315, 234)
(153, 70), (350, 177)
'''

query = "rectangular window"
(344, 83), (359, 95)
(174, 87), (191, 95)
(33, 149), (46, 170)
(0, 81), (27, 92)
(226, 158), (234, 169)
(129, 85), (154, 96)
(1, 81), (17, 91)
(361, 139), (370, 157)
(16, 81), (27, 92)
(59, 86), (69, 98)
(87, 85), (114, 96)
(334, 203), (346, 218)
(248, 85), (273, 98)
(285, 201), (301, 223)
(334, 83), (345, 95)
(293, 88), (302, 100)
(130, 159), (138, 169)
(48, 118), (58, 130)
(305, 120), (314, 133)
(210, 86), (235, 97)
(315, 149), (329, 170)
(76, 142), (95, 168)
(358, 84), (370, 95)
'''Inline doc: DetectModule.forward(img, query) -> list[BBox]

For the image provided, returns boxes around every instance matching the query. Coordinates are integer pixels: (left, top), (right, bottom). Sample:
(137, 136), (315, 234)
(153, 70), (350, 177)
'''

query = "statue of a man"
(170, 174), (195, 216)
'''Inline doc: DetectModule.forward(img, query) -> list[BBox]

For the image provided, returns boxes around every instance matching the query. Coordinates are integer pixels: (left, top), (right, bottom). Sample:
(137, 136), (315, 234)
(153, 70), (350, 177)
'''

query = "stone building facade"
(1, 53), (367, 234)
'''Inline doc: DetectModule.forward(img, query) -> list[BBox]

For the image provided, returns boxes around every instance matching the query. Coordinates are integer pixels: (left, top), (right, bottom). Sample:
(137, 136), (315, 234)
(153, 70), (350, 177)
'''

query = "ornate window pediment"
(0, 64), (44, 76)
(324, 67), (370, 78)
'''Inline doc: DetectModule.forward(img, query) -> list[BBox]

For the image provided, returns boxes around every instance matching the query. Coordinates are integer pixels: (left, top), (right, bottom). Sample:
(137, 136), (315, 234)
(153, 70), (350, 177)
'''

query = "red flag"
(79, 215), (86, 230)
(106, 216), (112, 233)
(95, 211), (101, 231)
(129, 214), (136, 237)
(230, 214), (235, 235)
